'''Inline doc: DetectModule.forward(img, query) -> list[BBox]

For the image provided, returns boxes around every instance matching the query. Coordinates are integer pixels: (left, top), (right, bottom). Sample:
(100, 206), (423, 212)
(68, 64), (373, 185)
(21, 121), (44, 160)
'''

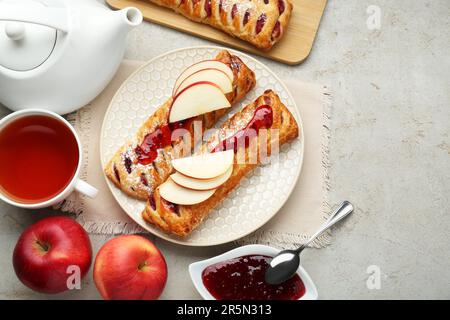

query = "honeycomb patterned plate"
(100, 46), (304, 246)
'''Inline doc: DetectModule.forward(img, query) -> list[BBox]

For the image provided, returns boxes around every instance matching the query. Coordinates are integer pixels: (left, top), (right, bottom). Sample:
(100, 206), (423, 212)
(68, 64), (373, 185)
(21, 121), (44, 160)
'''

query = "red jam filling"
(162, 198), (180, 216)
(243, 10), (250, 26)
(278, 0), (285, 14)
(256, 14), (267, 34)
(113, 164), (120, 183)
(140, 173), (148, 186)
(231, 4), (238, 19)
(148, 192), (156, 210)
(204, 0), (212, 17)
(230, 56), (240, 73)
(134, 118), (193, 165)
(212, 105), (273, 153)
(202, 255), (305, 300)
(124, 156), (133, 174)
(272, 21), (281, 39)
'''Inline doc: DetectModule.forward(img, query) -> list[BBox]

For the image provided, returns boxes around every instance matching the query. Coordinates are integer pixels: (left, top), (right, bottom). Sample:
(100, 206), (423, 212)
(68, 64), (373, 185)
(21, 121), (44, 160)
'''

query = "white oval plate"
(100, 46), (304, 246)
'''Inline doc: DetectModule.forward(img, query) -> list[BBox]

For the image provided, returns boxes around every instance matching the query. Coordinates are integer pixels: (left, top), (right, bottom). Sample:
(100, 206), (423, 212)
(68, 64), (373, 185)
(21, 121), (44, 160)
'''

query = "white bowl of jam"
(189, 244), (318, 300)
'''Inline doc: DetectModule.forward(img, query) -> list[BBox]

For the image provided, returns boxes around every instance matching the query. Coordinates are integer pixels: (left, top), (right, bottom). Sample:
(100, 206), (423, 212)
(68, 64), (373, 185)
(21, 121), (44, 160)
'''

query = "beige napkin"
(57, 61), (332, 248)
(238, 80), (332, 249)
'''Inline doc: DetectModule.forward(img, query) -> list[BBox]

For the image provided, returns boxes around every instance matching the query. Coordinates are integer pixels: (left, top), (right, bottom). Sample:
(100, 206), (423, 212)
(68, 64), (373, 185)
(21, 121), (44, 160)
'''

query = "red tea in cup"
(0, 115), (79, 204)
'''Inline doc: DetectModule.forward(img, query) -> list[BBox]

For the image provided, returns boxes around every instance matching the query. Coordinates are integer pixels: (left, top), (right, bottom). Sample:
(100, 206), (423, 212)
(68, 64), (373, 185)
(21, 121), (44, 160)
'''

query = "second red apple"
(94, 235), (167, 300)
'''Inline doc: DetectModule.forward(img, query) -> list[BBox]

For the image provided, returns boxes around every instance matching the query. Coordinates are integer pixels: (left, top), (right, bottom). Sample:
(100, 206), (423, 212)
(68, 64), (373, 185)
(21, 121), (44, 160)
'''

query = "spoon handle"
(298, 201), (354, 252)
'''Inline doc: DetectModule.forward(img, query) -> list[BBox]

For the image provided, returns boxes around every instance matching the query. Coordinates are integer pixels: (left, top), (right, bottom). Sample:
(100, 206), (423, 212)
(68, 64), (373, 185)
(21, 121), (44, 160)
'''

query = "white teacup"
(0, 109), (98, 209)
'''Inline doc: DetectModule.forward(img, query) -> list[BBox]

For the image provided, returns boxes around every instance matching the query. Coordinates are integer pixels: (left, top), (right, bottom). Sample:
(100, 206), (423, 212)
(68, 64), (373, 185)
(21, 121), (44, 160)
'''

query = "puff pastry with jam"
(104, 50), (256, 200)
(142, 89), (299, 236)
(148, 0), (294, 50)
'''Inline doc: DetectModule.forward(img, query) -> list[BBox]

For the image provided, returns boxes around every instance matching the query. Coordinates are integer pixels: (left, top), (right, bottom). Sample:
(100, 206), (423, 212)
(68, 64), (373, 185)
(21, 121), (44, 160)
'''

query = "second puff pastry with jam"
(147, 0), (294, 50)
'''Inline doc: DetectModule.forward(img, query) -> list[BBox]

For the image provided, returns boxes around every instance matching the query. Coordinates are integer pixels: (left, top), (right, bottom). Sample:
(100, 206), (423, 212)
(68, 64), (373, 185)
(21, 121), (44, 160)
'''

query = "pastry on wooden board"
(147, 0), (294, 50)
(104, 50), (256, 200)
(142, 89), (299, 237)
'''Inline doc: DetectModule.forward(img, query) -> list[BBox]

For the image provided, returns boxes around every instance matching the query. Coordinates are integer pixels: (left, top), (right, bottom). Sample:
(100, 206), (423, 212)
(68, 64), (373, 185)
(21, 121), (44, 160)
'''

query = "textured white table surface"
(0, 0), (449, 299)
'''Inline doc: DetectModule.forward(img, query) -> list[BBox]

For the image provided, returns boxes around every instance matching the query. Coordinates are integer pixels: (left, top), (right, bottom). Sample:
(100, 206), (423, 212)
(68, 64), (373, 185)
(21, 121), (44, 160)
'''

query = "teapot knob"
(5, 22), (25, 41)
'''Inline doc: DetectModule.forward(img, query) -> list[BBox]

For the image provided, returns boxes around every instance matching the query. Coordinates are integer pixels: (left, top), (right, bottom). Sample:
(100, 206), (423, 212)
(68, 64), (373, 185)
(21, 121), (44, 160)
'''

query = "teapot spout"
(116, 7), (143, 34)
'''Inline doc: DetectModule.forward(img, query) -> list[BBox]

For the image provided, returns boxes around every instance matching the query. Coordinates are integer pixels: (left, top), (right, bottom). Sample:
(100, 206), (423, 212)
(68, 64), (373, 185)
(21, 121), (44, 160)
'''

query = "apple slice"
(171, 165), (233, 191)
(171, 150), (234, 180)
(169, 81), (231, 123)
(159, 178), (215, 205)
(174, 68), (233, 96)
(173, 60), (233, 96)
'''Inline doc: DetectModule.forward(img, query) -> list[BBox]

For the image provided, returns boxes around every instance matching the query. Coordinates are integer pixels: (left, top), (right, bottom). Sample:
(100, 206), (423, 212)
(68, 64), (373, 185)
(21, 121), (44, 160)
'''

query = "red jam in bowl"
(201, 255), (305, 300)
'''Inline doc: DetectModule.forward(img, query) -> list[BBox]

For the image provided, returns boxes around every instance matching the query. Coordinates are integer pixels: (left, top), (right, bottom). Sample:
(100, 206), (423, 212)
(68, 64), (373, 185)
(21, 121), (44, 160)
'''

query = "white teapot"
(0, 0), (142, 114)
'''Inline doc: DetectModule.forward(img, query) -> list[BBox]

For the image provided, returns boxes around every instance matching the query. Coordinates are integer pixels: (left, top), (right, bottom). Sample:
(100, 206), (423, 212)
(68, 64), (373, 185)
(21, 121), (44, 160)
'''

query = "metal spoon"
(265, 201), (354, 285)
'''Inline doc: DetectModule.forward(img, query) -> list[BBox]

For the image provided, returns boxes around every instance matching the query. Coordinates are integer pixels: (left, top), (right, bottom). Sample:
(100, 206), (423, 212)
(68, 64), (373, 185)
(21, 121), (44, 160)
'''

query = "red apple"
(93, 235), (167, 300)
(13, 216), (92, 294)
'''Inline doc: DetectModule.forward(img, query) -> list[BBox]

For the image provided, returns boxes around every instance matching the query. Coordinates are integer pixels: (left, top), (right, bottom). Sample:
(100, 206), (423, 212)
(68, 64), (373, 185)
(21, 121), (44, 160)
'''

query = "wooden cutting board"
(106, 0), (327, 65)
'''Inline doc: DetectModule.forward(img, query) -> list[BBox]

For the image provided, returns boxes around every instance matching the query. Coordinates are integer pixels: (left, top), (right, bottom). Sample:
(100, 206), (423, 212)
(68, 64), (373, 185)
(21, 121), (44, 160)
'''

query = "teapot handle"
(0, 5), (68, 33)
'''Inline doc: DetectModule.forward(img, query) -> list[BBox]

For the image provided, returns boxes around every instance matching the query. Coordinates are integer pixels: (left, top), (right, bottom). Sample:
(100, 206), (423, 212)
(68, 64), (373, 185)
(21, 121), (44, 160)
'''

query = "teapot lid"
(0, 1), (57, 72)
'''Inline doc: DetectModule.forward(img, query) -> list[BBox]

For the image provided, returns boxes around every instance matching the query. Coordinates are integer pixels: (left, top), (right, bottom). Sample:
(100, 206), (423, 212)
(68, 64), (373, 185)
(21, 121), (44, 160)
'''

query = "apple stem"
(138, 261), (148, 271)
(36, 240), (50, 252)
